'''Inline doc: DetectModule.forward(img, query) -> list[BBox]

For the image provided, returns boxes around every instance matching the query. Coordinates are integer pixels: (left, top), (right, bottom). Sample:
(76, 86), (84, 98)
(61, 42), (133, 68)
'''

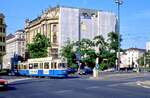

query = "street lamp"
(114, 0), (123, 71)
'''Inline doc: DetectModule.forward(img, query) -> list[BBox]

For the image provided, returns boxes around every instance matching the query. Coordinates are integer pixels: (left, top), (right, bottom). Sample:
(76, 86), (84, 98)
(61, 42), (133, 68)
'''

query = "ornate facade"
(0, 13), (6, 69)
(25, 6), (117, 59)
(2, 30), (25, 69)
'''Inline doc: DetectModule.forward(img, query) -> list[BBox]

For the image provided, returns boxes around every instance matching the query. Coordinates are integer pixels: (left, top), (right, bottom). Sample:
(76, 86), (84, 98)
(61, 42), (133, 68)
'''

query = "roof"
(127, 48), (146, 52)
(6, 33), (15, 40)
(16, 29), (24, 32)
(26, 5), (115, 25)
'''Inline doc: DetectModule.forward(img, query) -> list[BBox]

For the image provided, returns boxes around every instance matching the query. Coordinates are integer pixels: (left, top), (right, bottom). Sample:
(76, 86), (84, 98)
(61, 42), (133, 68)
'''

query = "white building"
(146, 41), (150, 52)
(120, 48), (145, 68)
(2, 30), (25, 69)
(25, 6), (117, 58)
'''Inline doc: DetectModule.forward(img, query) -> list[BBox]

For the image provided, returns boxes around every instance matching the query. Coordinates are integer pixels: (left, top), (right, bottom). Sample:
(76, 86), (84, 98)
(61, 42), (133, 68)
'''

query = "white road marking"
(137, 81), (150, 89)
(54, 90), (73, 94)
(86, 86), (100, 89)
(108, 82), (135, 87)
(8, 78), (32, 83)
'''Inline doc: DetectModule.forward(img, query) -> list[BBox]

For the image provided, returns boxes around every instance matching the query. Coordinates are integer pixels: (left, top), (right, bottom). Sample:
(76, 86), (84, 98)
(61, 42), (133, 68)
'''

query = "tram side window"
(29, 64), (33, 69)
(44, 62), (49, 69)
(20, 64), (24, 69)
(34, 63), (38, 69)
(18, 64), (23, 69)
(40, 63), (43, 69)
(24, 65), (27, 69)
(51, 62), (57, 69)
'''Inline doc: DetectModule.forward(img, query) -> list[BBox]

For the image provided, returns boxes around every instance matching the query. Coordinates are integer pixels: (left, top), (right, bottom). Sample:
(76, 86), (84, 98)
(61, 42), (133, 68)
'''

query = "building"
(25, 6), (117, 59)
(2, 30), (25, 69)
(120, 48), (145, 68)
(0, 13), (6, 69)
(146, 42), (150, 52)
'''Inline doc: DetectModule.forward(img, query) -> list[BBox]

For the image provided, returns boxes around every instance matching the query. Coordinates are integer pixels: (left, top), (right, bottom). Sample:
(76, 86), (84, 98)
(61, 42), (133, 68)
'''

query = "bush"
(99, 63), (108, 71)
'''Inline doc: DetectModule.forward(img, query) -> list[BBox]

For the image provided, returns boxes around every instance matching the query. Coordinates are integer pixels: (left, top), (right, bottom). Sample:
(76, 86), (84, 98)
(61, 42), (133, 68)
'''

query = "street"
(0, 72), (150, 98)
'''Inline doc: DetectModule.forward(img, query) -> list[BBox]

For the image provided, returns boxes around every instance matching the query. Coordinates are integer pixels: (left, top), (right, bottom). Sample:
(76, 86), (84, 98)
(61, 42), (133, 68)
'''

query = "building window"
(18, 42), (21, 45)
(3, 37), (5, 42)
(0, 18), (3, 25)
(51, 48), (58, 59)
(0, 36), (2, 42)
(52, 24), (57, 32)
(0, 27), (2, 32)
(2, 46), (5, 51)
(22, 35), (25, 39)
(0, 46), (2, 51)
(22, 42), (25, 46)
(22, 48), (24, 52)
(53, 33), (57, 43)
(3, 28), (5, 33)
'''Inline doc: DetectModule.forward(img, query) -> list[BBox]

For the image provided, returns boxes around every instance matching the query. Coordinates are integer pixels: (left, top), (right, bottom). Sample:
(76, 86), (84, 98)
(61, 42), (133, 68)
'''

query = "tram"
(17, 57), (68, 77)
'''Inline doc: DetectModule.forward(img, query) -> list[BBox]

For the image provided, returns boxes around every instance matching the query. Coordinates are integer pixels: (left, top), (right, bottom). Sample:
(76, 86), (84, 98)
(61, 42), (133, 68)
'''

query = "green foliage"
(60, 40), (76, 67)
(138, 56), (144, 66)
(27, 33), (51, 58)
(81, 49), (97, 68)
(75, 39), (96, 68)
(60, 32), (122, 70)
(93, 35), (107, 50)
(99, 63), (108, 71)
(107, 32), (122, 52)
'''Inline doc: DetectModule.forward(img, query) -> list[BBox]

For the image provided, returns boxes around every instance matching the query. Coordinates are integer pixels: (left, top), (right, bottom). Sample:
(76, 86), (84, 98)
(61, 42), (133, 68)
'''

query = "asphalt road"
(0, 73), (150, 98)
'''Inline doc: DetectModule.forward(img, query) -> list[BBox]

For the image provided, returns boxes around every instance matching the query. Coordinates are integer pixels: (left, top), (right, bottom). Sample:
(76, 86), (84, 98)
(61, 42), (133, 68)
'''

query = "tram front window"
(58, 63), (66, 69)
(44, 62), (49, 69)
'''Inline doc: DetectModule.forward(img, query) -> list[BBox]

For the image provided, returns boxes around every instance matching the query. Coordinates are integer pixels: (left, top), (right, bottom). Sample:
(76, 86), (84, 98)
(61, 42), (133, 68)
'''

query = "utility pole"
(114, 0), (123, 71)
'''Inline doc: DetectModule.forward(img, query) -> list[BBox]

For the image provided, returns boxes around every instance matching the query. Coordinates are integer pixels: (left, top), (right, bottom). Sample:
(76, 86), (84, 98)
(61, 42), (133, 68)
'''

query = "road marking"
(8, 78), (32, 83)
(54, 90), (73, 94)
(108, 82), (135, 87)
(86, 86), (100, 89)
(137, 81), (150, 89)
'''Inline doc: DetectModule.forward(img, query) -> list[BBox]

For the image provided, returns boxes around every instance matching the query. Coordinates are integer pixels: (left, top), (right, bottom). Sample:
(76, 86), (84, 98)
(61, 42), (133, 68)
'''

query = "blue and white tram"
(17, 57), (68, 77)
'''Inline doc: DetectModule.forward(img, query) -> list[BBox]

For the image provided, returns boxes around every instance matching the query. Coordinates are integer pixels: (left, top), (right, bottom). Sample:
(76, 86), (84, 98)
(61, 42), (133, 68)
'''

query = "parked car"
(0, 79), (8, 88)
(78, 66), (93, 75)
(67, 68), (77, 74)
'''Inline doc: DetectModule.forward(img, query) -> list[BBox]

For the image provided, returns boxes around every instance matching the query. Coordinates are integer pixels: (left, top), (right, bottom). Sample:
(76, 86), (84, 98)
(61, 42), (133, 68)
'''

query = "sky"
(0, 0), (150, 49)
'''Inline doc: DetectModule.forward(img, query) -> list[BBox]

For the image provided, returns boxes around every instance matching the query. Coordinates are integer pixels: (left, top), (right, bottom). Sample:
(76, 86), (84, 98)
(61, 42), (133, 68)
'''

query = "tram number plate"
(43, 70), (49, 74)
(29, 70), (38, 74)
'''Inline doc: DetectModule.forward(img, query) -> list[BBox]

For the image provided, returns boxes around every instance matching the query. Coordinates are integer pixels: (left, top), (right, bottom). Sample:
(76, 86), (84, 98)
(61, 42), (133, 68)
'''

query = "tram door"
(51, 62), (57, 76)
(29, 63), (38, 75)
(43, 62), (50, 75)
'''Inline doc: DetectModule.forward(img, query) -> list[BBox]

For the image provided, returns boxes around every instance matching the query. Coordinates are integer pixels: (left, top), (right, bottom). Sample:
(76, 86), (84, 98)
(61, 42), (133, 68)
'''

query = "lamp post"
(115, 0), (123, 71)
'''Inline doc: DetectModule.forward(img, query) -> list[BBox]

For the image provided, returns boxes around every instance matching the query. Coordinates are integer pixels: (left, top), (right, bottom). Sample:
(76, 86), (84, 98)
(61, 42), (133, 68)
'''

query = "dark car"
(78, 66), (93, 75)
(67, 68), (77, 74)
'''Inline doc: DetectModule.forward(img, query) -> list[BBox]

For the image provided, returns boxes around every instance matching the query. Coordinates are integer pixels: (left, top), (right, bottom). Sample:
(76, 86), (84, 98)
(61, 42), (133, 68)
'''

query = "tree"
(107, 32), (122, 52)
(93, 35), (108, 64)
(75, 38), (96, 68)
(107, 32), (122, 67)
(60, 40), (76, 68)
(27, 33), (51, 58)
